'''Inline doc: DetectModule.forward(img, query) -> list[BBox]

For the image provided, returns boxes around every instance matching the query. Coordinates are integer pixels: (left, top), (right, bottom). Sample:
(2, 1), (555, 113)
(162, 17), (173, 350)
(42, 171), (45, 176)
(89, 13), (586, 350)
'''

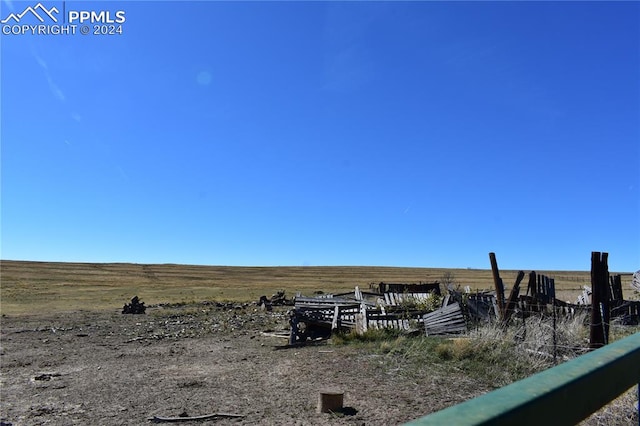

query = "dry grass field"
(0, 260), (634, 315)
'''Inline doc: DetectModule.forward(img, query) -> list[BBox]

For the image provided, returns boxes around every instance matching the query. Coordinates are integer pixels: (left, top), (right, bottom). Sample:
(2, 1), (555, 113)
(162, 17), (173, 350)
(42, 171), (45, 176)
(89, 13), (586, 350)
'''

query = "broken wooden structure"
(424, 302), (466, 336)
(287, 253), (637, 345)
(289, 282), (467, 344)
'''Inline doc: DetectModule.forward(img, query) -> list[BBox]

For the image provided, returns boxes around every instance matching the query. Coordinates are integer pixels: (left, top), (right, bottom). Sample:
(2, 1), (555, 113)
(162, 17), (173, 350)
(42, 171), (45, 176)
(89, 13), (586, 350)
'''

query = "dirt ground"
(1, 303), (492, 426)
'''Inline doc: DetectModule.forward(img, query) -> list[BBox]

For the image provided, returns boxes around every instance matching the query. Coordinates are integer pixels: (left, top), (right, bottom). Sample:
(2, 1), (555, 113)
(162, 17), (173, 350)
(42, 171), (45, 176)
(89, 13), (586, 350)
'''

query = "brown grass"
(0, 260), (634, 315)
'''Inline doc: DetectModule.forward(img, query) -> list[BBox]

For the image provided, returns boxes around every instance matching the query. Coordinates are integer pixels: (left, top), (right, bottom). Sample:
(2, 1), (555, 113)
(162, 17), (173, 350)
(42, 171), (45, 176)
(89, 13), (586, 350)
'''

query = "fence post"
(552, 283), (557, 364)
(527, 271), (537, 312)
(489, 252), (505, 321)
(590, 251), (610, 349)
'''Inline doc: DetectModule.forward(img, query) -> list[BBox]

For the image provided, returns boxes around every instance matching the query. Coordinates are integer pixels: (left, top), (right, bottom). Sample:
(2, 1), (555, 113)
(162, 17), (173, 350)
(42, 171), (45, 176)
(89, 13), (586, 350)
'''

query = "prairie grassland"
(0, 260), (633, 315)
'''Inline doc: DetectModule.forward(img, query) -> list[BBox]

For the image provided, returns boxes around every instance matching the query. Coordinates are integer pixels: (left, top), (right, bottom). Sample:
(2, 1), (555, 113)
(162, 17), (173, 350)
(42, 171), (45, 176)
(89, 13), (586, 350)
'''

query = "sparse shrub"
(434, 341), (455, 360)
(397, 292), (444, 313)
(441, 271), (456, 288)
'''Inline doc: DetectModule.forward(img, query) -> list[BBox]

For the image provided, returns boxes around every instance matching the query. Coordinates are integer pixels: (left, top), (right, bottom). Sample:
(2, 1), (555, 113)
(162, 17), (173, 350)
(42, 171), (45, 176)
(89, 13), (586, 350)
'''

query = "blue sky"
(1, 1), (638, 272)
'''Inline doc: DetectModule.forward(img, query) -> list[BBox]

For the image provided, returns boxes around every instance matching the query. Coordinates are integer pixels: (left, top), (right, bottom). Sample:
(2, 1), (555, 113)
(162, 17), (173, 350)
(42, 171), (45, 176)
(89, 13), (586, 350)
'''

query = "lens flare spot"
(196, 71), (212, 86)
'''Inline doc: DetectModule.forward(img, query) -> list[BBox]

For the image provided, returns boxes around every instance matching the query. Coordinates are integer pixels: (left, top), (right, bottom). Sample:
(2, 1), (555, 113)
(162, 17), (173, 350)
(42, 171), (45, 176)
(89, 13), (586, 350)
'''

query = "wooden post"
(527, 271), (537, 313)
(331, 305), (340, 330)
(318, 391), (344, 413)
(527, 271), (536, 298)
(543, 276), (550, 304)
(590, 252), (610, 349)
(538, 275), (545, 304)
(356, 302), (368, 334)
(489, 252), (506, 321)
(552, 284), (557, 364)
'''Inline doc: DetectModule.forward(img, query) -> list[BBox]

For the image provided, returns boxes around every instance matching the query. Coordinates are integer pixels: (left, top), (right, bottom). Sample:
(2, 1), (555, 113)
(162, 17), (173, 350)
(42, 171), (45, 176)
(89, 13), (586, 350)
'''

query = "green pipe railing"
(405, 332), (640, 426)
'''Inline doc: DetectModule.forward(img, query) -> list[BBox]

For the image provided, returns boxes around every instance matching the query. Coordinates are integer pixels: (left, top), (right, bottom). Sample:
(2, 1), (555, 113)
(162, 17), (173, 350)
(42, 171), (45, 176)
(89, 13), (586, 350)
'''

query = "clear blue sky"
(1, 1), (639, 272)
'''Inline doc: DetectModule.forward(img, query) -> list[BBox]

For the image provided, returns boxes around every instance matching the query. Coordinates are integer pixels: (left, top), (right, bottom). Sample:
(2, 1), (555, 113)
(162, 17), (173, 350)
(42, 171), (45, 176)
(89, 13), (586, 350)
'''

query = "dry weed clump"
(453, 314), (639, 423)
(429, 312), (593, 387)
(433, 338), (474, 360)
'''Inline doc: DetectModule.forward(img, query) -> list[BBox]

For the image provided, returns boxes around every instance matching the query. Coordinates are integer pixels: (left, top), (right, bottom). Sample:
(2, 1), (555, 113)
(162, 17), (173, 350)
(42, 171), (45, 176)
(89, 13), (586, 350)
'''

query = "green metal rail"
(405, 332), (640, 426)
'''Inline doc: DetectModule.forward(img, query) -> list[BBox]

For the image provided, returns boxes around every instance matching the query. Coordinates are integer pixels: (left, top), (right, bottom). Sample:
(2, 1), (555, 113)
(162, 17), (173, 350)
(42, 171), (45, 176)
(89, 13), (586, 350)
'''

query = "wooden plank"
(426, 324), (467, 332)
(150, 413), (245, 422)
(423, 318), (463, 326)
(426, 326), (467, 334)
(423, 316), (464, 326)
(425, 318), (465, 326)
(632, 271), (640, 292)
(295, 296), (362, 307)
(424, 309), (463, 319)
(331, 305), (340, 330)
(386, 293), (394, 306)
(360, 303), (368, 333)
(526, 271), (537, 301)
(426, 310), (465, 319)
(504, 271), (525, 323)
(441, 294), (450, 307)
(610, 275), (623, 302)
(424, 302), (466, 335)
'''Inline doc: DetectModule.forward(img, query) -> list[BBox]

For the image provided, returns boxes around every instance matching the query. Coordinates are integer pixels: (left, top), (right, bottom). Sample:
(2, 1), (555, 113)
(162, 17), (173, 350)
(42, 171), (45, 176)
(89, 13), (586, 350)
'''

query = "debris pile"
(257, 290), (293, 311)
(122, 296), (146, 314)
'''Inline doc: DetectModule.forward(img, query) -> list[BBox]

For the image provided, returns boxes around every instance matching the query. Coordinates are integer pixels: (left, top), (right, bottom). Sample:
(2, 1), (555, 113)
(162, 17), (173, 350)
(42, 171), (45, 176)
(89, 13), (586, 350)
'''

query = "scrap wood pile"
(257, 290), (294, 311)
(288, 282), (467, 344)
(122, 296), (146, 314)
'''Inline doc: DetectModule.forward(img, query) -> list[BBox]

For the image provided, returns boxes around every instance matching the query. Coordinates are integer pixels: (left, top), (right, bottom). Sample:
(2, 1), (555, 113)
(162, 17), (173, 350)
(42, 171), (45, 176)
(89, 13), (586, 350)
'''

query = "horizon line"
(0, 258), (621, 273)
